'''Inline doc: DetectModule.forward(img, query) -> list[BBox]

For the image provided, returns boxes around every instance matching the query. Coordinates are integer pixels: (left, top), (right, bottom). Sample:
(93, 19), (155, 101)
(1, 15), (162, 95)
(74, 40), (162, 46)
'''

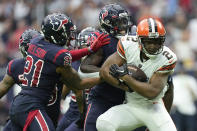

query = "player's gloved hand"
(109, 64), (128, 78)
(88, 33), (110, 53)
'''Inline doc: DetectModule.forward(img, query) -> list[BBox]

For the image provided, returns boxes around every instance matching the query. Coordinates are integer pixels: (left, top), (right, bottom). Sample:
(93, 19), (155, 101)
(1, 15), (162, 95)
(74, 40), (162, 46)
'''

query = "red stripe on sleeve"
(117, 40), (125, 57)
(8, 60), (14, 75)
(53, 49), (68, 63)
(158, 62), (176, 71)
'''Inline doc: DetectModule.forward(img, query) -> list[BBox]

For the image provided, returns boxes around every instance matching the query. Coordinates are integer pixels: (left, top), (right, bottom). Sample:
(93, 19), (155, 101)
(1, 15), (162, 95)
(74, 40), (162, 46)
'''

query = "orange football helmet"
(137, 18), (166, 58)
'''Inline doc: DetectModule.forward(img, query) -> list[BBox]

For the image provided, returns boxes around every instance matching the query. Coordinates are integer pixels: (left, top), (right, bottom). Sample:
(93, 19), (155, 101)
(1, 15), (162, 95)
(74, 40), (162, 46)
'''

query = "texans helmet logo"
(102, 10), (108, 20)
(49, 14), (68, 31)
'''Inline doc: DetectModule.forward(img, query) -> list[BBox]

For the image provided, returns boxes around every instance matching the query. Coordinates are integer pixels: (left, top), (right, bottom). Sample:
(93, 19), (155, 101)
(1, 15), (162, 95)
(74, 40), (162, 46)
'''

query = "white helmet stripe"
(149, 18), (155, 33)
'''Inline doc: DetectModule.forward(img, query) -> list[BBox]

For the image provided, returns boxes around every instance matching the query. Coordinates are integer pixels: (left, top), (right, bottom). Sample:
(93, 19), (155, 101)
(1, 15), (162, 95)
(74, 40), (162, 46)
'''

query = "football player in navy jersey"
(57, 27), (97, 131)
(7, 13), (110, 131)
(1, 29), (64, 130)
(0, 29), (40, 130)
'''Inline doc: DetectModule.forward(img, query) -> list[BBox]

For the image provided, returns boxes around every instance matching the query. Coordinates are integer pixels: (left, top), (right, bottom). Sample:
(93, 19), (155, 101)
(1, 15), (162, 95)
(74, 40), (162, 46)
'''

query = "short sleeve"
(117, 40), (126, 59)
(52, 49), (72, 66)
(157, 50), (177, 73)
(6, 60), (14, 76)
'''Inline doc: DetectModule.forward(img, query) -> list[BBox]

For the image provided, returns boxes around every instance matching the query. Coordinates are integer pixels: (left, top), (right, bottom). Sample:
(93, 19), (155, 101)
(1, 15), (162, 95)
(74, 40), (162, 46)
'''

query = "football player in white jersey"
(97, 18), (177, 131)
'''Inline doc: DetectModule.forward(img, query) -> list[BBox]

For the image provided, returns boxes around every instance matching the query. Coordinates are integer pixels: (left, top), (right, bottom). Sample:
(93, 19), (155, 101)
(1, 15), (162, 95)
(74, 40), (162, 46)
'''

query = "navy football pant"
(56, 106), (80, 131)
(64, 119), (83, 131)
(10, 109), (55, 131)
(3, 120), (12, 131)
(83, 98), (117, 131)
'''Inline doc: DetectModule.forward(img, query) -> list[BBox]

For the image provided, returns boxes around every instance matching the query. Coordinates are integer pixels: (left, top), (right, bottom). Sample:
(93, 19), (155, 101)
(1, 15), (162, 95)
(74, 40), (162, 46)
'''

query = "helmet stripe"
(149, 18), (155, 33)
(153, 19), (158, 33)
(147, 18), (152, 33)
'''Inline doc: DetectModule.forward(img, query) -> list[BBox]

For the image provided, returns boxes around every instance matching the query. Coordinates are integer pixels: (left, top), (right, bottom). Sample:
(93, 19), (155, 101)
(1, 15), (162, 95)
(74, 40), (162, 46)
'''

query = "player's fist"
(109, 64), (129, 78)
(88, 33), (110, 53)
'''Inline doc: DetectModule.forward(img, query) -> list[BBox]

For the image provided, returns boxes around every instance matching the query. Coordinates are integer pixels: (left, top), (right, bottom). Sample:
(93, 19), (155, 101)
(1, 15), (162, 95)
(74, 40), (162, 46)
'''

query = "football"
(127, 64), (148, 82)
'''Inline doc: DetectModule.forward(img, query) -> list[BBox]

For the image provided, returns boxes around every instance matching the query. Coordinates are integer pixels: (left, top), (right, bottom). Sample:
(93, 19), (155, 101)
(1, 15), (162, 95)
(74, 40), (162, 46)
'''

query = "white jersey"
(117, 36), (177, 104)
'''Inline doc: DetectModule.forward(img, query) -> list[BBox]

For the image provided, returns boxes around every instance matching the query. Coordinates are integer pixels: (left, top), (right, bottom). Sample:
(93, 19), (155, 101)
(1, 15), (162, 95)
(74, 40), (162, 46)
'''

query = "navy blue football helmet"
(41, 13), (76, 46)
(19, 29), (41, 57)
(77, 27), (98, 48)
(99, 3), (132, 37)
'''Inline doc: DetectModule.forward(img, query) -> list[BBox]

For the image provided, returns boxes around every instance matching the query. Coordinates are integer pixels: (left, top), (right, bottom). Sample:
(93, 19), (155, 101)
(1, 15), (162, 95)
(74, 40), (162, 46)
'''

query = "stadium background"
(0, 0), (197, 130)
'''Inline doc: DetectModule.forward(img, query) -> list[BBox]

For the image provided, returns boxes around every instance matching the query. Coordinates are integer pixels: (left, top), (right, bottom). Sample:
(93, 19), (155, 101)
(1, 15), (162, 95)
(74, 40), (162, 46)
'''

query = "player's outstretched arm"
(56, 66), (101, 90)
(69, 33), (110, 62)
(0, 74), (15, 98)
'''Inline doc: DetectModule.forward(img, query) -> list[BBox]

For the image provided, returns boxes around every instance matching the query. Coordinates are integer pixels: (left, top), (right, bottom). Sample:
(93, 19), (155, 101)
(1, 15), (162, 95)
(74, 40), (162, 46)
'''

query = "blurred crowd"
(0, 0), (197, 130)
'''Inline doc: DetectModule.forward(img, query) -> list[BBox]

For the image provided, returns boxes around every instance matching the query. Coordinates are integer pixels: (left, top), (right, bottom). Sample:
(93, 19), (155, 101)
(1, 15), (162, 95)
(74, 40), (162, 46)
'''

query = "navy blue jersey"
(10, 36), (71, 115)
(89, 32), (125, 104)
(7, 58), (25, 85)
(18, 36), (71, 104)
(6, 58), (62, 126)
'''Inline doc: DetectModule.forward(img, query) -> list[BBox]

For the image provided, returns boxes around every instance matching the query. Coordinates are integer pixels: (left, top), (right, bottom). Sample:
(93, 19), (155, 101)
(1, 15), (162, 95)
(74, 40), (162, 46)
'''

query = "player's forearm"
(79, 77), (101, 89)
(70, 48), (90, 62)
(75, 90), (84, 113)
(0, 82), (12, 98)
(0, 75), (15, 98)
(0, 83), (8, 98)
(121, 75), (161, 99)
(100, 67), (129, 91)
(163, 83), (174, 112)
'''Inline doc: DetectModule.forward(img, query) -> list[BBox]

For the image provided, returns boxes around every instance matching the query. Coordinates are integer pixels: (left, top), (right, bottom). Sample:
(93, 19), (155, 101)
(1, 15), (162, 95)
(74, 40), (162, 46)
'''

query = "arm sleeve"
(54, 52), (72, 66)
(69, 48), (90, 61)
(6, 60), (14, 76)
(157, 51), (177, 73)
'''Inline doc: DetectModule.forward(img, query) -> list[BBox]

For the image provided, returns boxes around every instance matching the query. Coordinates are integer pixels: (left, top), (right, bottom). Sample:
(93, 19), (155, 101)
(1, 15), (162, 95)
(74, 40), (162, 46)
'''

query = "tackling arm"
(70, 33), (110, 62)
(0, 74), (15, 98)
(56, 66), (101, 90)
